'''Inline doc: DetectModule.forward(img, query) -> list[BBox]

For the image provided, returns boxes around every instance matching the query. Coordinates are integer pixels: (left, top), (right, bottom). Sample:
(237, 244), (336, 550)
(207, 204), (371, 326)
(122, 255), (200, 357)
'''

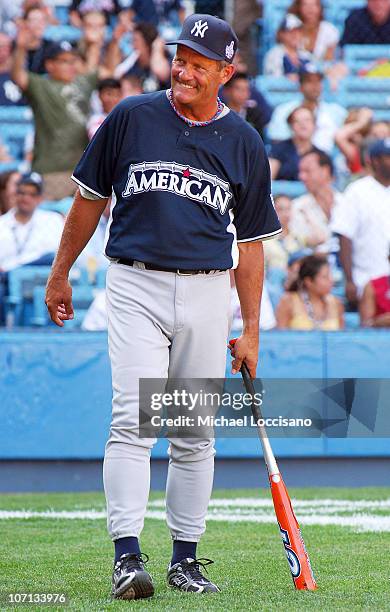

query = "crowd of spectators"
(0, 0), (389, 330)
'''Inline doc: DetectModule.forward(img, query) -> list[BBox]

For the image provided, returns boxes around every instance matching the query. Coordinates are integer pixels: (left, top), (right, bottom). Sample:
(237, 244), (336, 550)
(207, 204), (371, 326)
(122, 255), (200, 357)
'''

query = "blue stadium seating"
(338, 76), (390, 119)
(0, 123), (33, 162)
(256, 73), (390, 120)
(0, 161), (20, 173)
(344, 312), (360, 328)
(0, 106), (33, 123)
(0, 105), (34, 164)
(5, 266), (90, 327)
(344, 44), (390, 73)
(55, 4), (70, 25)
(44, 24), (81, 42)
(255, 75), (300, 106)
(272, 180), (306, 198)
(95, 268), (107, 289)
(5, 265), (53, 327)
(40, 197), (73, 215)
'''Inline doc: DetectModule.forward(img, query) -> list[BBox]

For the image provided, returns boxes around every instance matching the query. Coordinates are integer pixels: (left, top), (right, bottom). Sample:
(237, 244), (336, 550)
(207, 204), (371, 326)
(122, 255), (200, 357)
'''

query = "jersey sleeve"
(72, 102), (128, 198)
(234, 136), (282, 242)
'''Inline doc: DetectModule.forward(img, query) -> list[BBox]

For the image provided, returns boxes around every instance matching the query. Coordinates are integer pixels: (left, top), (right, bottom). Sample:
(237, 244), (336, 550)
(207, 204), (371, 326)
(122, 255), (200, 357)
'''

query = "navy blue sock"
(114, 537), (141, 563)
(171, 540), (197, 565)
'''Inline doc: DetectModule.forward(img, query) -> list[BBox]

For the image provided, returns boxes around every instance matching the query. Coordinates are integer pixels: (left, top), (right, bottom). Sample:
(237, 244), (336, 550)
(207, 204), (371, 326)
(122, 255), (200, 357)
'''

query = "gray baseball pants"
(103, 262), (231, 542)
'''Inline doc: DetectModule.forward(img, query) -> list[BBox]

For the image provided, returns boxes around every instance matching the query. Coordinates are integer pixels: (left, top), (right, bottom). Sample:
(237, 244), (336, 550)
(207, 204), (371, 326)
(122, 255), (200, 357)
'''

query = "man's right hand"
(45, 275), (74, 327)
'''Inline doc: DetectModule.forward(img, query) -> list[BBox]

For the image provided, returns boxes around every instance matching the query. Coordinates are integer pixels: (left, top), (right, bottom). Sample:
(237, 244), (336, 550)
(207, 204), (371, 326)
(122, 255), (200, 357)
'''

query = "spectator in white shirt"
(81, 289), (107, 331)
(288, 0), (340, 61)
(0, 171), (64, 324)
(267, 65), (347, 153)
(291, 150), (345, 251)
(0, 172), (64, 272)
(331, 139), (390, 307)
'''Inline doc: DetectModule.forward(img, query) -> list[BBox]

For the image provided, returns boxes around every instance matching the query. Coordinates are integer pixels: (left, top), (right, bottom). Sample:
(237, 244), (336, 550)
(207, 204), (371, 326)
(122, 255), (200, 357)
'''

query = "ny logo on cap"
(191, 19), (209, 38)
(225, 40), (235, 59)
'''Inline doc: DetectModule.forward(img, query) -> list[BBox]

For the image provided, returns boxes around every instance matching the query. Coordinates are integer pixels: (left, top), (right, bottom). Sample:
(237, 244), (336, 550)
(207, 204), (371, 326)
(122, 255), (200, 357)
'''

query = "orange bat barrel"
(269, 473), (317, 591)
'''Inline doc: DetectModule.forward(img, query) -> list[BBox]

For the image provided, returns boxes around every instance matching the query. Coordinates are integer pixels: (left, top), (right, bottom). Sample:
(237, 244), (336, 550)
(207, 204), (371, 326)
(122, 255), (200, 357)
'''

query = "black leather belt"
(117, 258), (226, 275)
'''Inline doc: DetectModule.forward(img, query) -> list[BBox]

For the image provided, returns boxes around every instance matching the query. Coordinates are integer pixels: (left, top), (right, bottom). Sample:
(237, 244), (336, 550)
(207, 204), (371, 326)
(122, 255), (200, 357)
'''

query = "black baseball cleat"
(111, 552), (154, 600)
(167, 557), (220, 593)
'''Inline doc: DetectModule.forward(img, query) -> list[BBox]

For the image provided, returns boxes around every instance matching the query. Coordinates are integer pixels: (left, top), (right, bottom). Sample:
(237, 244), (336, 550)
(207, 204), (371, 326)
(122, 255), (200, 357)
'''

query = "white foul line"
(1, 498), (390, 532)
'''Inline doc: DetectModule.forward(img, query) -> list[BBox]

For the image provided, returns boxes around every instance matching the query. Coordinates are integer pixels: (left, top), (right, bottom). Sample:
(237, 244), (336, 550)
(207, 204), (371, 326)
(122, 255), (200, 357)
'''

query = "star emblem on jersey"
(225, 41), (235, 60)
(190, 19), (209, 38)
(122, 161), (232, 214)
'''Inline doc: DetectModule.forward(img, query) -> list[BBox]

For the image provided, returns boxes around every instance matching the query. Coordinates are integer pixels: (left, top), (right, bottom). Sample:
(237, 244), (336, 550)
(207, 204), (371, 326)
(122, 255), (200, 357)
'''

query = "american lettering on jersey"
(122, 161), (233, 215)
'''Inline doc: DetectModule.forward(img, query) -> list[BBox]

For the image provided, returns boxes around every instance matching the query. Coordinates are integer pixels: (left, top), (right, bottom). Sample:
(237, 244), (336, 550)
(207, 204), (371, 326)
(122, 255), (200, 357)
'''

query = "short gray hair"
(218, 60), (230, 71)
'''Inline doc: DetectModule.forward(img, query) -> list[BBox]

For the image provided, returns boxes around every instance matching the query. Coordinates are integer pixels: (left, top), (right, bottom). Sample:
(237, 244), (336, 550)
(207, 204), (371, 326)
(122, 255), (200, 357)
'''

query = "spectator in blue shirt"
(0, 32), (25, 105)
(341, 0), (390, 45)
(154, 0), (185, 25)
(269, 105), (323, 180)
(126, 0), (159, 26)
(222, 72), (272, 138)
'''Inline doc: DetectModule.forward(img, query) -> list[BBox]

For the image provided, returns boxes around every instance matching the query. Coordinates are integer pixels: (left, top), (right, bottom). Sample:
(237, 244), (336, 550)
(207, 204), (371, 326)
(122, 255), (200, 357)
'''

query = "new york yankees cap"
(166, 13), (238, 63)
(45, 40), (78, 61)
(279, 13), (303, 31)
(17, 172), (44, 194)
(368, 138), (390, 158)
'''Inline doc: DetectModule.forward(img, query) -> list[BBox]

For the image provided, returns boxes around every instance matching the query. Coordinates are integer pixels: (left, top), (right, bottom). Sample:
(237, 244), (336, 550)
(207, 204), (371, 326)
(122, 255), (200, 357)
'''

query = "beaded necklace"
(167, 88), (224, 128)
(300, 290), (329, 329)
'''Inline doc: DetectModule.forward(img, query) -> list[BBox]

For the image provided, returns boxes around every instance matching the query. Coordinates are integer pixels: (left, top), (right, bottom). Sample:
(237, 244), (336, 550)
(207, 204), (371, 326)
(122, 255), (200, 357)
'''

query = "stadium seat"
(272, 180), (306, 198)
(266, 269), (286, 309)
(0, 106), (33, 123)
(344, 312), (360, 329)
(40, 197), (73, 215)
(5, 265), (90, 327)
(32, 285), (95, 327)
(0, 161), (20, 173)
(0, 123), (33, 161)
(95, 268), (107, 289)
(44, 24), (81, 42)
(4, 265), (53, 327)
(344, 45), (390, 74)
(55, 4), (70, 25)
(255, 76), (300, 106)
(336, 76), (390, 119)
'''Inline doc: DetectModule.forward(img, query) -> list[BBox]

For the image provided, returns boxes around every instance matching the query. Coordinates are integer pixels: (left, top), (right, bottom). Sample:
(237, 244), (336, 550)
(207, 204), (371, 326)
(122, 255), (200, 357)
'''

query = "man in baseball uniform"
(45, 14), (281, 600)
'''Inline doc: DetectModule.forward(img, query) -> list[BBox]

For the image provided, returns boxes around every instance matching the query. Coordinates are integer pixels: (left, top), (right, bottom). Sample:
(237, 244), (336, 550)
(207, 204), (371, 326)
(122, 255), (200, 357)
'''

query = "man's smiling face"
(171, 45), (231, 110)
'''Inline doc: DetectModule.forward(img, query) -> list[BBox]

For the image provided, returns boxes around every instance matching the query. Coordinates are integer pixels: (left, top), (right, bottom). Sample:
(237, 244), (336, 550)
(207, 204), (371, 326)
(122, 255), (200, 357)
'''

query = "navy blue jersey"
(72, 91), (281, 270)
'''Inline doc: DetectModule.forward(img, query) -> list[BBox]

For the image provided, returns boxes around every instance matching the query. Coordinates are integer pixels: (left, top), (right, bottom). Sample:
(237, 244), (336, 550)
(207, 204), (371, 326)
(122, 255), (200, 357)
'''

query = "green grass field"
(1, 487), (390, 611)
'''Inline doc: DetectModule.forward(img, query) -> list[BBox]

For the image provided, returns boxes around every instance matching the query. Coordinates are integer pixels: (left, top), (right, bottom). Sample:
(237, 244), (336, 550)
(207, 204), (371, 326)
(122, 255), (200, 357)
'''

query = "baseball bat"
(229, 340), (317, 591)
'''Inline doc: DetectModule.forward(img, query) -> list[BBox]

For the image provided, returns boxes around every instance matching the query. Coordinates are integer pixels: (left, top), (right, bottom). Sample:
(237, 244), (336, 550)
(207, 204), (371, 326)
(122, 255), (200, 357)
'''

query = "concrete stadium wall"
(1, 330), (389, 461)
